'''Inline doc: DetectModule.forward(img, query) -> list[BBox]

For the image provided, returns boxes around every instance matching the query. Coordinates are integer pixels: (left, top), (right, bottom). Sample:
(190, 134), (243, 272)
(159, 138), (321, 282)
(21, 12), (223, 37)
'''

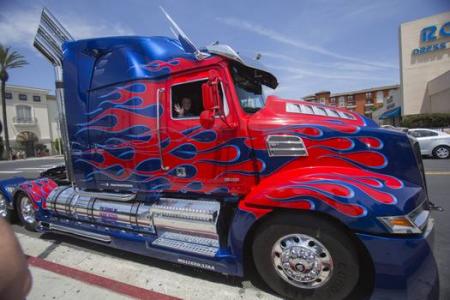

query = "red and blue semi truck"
(0, 9), (440, 300)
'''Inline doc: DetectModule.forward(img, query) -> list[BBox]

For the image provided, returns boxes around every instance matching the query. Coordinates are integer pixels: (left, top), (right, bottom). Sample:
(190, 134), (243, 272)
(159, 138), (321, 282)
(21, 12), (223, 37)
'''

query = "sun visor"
(206, 44), (278, 89)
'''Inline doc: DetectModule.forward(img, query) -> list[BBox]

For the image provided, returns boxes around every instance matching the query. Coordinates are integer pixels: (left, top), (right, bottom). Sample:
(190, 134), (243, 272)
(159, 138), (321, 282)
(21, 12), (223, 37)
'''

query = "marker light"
(378, 202), (430, 234)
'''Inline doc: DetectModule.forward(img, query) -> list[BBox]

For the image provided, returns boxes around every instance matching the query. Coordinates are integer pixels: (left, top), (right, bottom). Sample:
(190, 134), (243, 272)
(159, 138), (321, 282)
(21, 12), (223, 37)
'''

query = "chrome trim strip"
(76, 189), (136, 202)
(47, 223), (112, 242)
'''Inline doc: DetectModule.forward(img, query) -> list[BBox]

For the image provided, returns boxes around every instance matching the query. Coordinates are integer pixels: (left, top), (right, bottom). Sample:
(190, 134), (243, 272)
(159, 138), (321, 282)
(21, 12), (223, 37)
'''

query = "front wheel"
(252, 213), (359, 300)
(0, 193), (12, 221)
(432, 145), (450, 159)
(16, 194), (38, 232)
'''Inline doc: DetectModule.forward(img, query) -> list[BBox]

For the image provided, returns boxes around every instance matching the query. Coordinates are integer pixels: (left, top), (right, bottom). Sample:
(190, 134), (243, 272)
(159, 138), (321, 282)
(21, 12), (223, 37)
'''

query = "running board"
(152, 232), (218, 257)
(42, 223), (112, 243)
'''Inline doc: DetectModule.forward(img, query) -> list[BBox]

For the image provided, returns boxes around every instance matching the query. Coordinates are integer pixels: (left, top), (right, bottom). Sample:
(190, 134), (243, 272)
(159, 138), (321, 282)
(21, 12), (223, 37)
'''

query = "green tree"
(0, 44), (28, 159)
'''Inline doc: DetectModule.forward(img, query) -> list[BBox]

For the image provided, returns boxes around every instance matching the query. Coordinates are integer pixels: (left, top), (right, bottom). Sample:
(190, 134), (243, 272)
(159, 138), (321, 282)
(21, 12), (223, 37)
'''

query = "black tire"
(16, 193), (38, 232)
(432, 145), (450, 159)
(252, 213), (359, 300)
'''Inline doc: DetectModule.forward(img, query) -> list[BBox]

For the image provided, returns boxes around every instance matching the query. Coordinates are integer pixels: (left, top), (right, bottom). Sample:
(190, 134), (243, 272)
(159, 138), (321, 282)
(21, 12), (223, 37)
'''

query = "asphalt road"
(2, 156), (449, 299)
(0, 156), (64, 180)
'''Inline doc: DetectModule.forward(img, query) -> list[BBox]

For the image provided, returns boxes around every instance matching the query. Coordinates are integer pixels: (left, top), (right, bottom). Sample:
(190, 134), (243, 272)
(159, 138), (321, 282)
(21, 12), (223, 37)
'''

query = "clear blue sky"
(1, 0), (449, 98)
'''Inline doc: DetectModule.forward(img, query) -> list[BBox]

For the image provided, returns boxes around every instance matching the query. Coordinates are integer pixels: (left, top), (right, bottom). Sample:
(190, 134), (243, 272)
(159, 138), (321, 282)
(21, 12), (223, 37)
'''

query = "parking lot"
(1, 157), (449, 299)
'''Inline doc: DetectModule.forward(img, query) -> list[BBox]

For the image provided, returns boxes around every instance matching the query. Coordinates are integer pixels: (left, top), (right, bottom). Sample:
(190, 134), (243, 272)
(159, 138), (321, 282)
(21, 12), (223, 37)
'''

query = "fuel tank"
(45, 186), (221, 241)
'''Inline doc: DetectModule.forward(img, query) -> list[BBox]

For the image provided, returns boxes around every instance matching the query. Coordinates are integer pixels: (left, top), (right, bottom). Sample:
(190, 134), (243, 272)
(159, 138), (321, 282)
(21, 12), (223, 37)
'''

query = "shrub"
(52, 138), (63, 154)
(401, 113), (450, 128)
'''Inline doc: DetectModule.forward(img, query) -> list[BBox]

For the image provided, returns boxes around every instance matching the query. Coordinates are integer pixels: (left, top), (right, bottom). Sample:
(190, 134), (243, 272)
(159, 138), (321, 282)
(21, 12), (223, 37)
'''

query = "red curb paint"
(27, 256), (180, 300)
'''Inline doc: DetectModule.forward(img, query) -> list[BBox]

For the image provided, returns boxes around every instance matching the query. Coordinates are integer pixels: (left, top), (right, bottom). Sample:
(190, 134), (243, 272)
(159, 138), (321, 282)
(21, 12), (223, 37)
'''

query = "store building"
(400, 11), (450, 116)
(303, 84), (400, 123)
(0, 84), (61, 157)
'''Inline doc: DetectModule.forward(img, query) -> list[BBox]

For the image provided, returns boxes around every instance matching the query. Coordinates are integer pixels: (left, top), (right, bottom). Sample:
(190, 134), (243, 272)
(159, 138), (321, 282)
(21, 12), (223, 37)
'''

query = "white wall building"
(0, 84), (60, 157)
(400, 11), (450, 116)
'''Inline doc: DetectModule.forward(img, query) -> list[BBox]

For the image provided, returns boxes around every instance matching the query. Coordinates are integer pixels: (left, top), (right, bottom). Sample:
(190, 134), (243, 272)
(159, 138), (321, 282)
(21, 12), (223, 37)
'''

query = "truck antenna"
(159, 6), (209, 60)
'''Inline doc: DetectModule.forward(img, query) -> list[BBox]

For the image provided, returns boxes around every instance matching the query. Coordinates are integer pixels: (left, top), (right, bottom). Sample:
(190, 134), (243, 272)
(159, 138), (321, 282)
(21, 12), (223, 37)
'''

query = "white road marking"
(425, 171), (450, 175)
(16, 167), (49, 171)
(41, 164), (58, 168)
(0, 170), (21, 174)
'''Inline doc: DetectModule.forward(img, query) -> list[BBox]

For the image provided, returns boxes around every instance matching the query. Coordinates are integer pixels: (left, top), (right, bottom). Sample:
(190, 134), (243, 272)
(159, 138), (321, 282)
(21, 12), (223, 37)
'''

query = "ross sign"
(412, 21), (450, 56)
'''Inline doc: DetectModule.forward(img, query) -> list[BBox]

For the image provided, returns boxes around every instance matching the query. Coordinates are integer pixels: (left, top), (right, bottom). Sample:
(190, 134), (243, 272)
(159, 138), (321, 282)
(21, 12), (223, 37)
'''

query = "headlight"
(378, 201), (430, 234)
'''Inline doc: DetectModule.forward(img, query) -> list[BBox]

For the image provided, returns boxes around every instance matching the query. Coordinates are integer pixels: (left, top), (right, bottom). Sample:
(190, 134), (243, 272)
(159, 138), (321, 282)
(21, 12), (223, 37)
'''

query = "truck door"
(159, 68), (257, 195)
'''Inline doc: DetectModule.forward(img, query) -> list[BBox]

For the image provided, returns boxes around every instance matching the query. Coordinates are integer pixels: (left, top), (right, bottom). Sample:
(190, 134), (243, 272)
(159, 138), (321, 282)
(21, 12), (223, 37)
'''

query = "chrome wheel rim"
(436, 147), (449, 159)
(20, 196), (36, 224)
(0, 196), (7, 218)
(271, 234), (333, 289)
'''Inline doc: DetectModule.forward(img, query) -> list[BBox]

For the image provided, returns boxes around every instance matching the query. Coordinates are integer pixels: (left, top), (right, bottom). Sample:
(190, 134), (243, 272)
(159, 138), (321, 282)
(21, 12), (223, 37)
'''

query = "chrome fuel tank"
(46, 186), (154, 233)
(46, 187), (220, 241)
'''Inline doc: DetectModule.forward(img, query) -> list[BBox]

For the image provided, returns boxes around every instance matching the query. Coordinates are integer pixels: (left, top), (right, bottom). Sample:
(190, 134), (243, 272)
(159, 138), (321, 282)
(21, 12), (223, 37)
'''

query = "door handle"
(156, 87), (169, 171)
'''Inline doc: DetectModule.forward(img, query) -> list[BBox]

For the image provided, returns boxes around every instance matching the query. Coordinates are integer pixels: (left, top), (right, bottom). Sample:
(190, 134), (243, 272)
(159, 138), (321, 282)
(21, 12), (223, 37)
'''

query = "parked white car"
(408, 128), (450, 159)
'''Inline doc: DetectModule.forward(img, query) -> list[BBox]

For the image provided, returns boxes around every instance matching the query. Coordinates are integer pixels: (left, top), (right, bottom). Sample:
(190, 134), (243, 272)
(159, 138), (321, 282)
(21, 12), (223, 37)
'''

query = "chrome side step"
(152, 233), (218, 257)
(43, 223), (112, 243)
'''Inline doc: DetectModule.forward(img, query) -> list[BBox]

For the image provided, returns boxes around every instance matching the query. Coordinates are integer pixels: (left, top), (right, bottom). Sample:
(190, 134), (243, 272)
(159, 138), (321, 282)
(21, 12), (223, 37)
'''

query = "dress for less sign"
(412, 21), (450, 55)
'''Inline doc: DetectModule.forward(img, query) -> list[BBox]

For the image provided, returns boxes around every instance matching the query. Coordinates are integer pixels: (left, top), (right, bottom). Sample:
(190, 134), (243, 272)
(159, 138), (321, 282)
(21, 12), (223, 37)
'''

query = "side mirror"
(201, 80), (219, 111)
(200, 79), (220, 128)
(200, 110), (215, 129)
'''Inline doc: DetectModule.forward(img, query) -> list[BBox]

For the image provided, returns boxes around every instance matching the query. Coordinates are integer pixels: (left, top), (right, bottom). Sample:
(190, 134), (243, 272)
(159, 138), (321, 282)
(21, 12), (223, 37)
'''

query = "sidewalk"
(29, 266), (132, 300)
(17, 232), (280, 300)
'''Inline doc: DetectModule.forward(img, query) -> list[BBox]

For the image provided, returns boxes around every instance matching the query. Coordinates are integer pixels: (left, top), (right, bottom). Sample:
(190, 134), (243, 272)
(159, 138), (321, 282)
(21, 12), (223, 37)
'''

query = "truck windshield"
(229, 63), (265, 113)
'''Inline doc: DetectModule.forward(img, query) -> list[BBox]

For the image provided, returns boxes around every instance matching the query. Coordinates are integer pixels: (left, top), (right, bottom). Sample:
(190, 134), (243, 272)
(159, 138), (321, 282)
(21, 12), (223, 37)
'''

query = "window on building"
(5, 92), (12, 99)
(16, 105), (32, 123)
(319, 97), (325, 105)
(338, 96), (345, 107)
(376, 91), (384, 104)
(33, 95), (41, 102)
(330, 97), (336, 104)
(365, 92), (372, 99)
(19, 94), (27, 101)
(388, 89), (396, 97)
(347, 95), (355, 105)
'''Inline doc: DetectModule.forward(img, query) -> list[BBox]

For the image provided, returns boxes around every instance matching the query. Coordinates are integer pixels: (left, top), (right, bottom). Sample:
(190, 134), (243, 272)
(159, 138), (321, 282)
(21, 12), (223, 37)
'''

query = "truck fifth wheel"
(0, 8), (439, 300)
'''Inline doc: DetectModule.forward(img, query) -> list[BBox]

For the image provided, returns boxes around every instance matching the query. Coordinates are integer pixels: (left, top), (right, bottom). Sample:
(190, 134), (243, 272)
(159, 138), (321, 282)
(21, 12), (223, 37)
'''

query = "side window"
(172, 80), (206, 119)
(421, 130), (438, 137)
(171, 79), (228, 119)
(410, 131), (421, 138)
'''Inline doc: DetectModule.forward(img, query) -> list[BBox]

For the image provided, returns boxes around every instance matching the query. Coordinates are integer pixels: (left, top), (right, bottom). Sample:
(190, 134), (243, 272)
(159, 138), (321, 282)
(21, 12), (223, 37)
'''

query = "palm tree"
(0, 44), (28, 159)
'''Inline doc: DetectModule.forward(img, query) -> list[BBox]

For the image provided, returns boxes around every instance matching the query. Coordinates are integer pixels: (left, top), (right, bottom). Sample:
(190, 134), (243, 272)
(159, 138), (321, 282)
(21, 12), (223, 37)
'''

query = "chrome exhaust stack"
(33, 8), (74, 183)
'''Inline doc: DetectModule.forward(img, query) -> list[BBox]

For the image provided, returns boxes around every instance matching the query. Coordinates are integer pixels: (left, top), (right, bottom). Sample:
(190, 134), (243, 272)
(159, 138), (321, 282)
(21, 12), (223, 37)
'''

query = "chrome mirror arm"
(156, 88), (170, 171)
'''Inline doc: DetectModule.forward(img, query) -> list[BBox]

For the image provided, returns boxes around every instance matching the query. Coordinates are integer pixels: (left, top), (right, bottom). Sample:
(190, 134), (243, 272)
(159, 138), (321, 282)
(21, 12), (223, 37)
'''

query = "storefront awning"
(379, 107), (401, 119)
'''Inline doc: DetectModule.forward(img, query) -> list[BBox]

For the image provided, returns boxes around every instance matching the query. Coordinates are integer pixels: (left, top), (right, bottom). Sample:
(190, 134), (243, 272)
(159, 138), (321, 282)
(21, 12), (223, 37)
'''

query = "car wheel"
(0, 193), (12, 221)
(16, 193), (38, 232)
(432, 145), (450, 159)
(252, 213), (359, 300)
